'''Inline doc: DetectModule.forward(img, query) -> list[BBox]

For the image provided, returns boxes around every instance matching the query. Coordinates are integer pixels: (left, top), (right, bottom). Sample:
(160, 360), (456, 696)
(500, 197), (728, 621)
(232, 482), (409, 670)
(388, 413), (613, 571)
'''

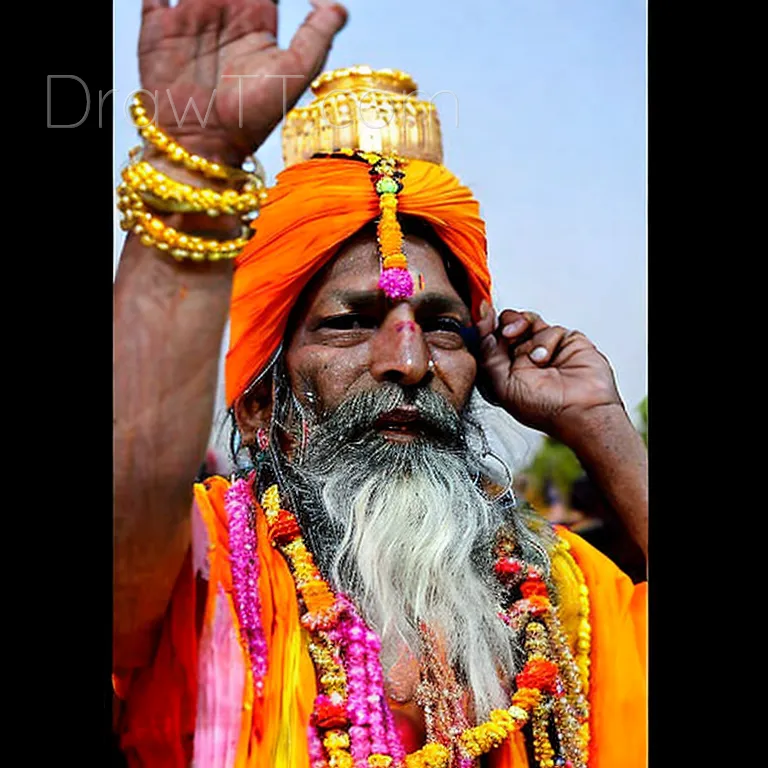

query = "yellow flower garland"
(257, 484), (591, 768)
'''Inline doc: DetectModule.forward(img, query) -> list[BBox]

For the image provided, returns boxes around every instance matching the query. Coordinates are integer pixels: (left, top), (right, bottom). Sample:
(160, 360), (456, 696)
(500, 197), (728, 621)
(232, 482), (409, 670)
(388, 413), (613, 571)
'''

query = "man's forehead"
(319, 233), (463, 294)
(322, 234), (380, 276)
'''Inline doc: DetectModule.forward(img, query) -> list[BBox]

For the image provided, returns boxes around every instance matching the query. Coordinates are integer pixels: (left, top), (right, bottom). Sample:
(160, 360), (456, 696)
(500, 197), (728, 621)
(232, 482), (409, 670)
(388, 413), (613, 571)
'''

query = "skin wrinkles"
(285, 232), (477, 419)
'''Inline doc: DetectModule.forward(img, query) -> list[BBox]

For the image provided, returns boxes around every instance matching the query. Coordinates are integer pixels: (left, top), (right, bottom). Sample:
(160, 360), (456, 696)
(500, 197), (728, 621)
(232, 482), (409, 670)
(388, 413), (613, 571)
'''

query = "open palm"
(138, 0), (347, 162)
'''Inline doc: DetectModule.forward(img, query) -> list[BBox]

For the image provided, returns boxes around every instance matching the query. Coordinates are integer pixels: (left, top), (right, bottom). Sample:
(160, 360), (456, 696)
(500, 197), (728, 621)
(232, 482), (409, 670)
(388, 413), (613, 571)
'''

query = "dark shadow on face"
(282, 216), (480, 425)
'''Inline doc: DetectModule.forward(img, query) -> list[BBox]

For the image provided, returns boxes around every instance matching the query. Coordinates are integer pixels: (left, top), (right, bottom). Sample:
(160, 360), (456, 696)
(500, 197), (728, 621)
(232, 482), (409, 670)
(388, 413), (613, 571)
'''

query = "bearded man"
(113, 2), (647, 767)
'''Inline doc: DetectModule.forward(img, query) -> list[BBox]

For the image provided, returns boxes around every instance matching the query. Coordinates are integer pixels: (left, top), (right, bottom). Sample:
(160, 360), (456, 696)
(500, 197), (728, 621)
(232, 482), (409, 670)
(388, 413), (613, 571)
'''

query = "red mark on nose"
(395, 321), (417, 333)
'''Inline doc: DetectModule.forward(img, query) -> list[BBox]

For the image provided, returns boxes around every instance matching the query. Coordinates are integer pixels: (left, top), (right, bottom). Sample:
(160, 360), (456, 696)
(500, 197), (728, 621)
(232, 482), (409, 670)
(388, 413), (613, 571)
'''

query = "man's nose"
(369, 306), (431, 386)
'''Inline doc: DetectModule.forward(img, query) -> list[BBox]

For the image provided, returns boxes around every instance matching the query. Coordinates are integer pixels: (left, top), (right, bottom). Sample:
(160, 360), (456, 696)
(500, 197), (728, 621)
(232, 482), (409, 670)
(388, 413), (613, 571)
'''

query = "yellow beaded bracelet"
(119, 96), (268, 261)
(129, 96), (259, 184)
(117, 187), (249, 261)
(121, 160), (266, 217)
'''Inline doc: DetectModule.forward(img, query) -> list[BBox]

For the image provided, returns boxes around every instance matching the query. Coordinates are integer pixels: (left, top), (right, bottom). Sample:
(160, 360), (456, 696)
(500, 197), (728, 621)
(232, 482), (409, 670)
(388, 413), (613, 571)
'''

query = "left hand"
(475, 304), (625, 443)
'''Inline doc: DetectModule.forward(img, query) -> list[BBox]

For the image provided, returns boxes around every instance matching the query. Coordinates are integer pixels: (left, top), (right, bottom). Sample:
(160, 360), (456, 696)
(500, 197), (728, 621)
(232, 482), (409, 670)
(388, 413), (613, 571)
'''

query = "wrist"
(554, 403), (648, 559)
(552, 403), (640, 458)
(155, 211), (246, 241)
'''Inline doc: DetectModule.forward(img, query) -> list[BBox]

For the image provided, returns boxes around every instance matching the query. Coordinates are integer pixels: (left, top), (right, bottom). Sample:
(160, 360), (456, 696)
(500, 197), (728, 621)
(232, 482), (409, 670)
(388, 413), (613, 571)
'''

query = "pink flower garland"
(342, 616), (372, 765)
(307, 723), (327, 768)
(318, 595), (406, 767)
(226, 478), (268, 697)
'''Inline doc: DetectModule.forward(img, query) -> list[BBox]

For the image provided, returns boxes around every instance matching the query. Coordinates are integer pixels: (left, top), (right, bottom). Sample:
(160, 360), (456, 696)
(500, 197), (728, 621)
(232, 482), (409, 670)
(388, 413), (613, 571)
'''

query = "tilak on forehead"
(226, 66), (493, 407)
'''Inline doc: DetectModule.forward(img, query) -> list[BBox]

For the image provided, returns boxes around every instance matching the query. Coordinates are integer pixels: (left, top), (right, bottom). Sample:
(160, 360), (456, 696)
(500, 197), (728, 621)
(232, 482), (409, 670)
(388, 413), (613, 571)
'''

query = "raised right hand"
(138, 0), (348, 165)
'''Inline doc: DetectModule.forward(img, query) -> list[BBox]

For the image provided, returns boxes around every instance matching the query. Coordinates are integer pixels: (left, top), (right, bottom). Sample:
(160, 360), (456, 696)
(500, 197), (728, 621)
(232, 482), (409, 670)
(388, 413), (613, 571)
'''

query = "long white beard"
(322, 443), (518, 721)
(288, 411), (549, 722)
(274, 382), (555, 722)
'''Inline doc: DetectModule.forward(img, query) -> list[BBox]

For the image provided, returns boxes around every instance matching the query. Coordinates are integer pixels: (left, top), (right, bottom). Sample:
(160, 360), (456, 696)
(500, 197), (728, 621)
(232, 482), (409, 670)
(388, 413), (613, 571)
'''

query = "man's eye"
(319, 314), (377, 331)
(423, 317), (464, 335)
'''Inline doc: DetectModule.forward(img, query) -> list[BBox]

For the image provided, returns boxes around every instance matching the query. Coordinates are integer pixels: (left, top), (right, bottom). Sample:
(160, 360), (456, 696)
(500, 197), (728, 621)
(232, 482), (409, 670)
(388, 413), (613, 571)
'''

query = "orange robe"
(116, 477), (646, 767)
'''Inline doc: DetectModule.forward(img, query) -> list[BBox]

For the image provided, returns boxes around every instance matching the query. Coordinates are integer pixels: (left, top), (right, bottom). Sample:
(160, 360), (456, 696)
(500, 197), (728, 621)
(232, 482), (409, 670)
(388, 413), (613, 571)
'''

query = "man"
(114, 2), (647, 767)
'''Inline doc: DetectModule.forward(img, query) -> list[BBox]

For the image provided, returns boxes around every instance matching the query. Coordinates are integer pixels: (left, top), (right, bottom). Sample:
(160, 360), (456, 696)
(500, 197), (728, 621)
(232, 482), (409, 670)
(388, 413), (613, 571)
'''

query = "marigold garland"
(368, 756), (394, 767)
(369, 155), (414, 300)
(404, 743), (451, 767)
(314, 149), (413, 299)
(516, 658), (559, 692)
(555, 540), (592, 695)
(228, 480), (593, 768)
(511, 688), (543, 711)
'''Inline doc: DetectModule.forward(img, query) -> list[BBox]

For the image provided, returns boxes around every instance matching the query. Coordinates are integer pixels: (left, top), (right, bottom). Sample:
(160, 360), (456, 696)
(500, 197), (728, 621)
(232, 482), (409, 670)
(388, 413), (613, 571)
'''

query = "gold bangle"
(129, 96), (261, 185)
(117, 188), (249, 261)
(120, 96), (266, 262)
(120, 160), (266, 217)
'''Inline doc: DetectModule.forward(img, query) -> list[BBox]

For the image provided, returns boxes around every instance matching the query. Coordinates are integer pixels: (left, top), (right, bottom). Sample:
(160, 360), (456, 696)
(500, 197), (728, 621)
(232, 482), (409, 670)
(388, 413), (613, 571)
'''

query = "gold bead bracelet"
(117, 187), (249, 261)
(129, 96), (261, 184)
(121, 160), (266, 217)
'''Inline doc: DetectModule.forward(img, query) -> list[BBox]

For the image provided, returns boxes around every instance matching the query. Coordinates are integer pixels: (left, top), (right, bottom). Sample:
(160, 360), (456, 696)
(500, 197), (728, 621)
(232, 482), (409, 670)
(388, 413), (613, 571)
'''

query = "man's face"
(285, 231), (478, 439)
(275, 231), (532, 720)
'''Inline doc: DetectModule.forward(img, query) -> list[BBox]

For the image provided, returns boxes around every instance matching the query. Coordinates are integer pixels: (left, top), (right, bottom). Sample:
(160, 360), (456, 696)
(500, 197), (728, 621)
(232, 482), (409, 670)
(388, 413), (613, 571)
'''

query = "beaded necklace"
(225, 477), (591, 768)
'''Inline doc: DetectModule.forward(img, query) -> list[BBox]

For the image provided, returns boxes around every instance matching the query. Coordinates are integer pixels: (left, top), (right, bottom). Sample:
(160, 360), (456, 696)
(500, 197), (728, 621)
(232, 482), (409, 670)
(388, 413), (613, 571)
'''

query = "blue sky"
(114, 0), (646, 459)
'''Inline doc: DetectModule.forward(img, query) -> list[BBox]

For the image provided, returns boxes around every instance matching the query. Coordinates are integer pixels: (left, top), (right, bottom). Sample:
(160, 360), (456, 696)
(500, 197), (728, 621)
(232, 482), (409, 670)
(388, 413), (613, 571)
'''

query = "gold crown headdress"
(281, 65), (443, 167)
(281, 66), (446, 300)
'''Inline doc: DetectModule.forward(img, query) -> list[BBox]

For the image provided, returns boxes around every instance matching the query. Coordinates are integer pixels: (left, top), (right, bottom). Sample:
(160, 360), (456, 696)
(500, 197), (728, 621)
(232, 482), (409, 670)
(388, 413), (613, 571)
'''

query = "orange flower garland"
(494, 532), (591, 768)
(556, 541), (592, 695)
(314, 150), (413, 299)
(258, 483), (591, 768)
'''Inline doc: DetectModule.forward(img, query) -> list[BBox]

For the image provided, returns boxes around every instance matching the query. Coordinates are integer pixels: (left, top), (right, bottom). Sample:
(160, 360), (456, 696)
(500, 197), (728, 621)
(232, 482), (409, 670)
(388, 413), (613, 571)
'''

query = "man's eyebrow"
(324, 289), (471, 323)
(326, 289), (383, 308)
(414, 293), (472, 324)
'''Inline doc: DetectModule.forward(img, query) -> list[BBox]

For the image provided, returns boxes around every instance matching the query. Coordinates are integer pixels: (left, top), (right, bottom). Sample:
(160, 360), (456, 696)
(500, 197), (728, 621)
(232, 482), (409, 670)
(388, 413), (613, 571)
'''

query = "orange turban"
(226, 156), (491, 407)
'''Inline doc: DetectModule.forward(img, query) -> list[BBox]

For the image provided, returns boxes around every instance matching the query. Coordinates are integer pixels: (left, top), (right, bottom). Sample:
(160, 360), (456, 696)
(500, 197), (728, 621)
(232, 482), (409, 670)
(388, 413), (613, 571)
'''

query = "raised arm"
(476, 305), (648, 561)
(113, 0), (348, 673)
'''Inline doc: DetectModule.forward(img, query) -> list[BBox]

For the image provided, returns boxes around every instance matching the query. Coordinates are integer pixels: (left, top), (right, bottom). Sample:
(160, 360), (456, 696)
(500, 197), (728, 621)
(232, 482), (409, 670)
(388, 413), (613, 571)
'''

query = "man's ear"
(233, 374), (273, 447)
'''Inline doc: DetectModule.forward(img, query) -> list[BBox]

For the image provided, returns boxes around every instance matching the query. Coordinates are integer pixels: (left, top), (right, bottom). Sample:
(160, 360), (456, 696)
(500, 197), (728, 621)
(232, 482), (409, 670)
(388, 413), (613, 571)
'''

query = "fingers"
(477, 308), (534, 367)
(479, 306), (577, 367)
(476, 301), (506, 375)
(142, 0), (169, 11)
(288, 1), (349, 74)
(499, 309), (548, 341)
(513, 325), (570, 366)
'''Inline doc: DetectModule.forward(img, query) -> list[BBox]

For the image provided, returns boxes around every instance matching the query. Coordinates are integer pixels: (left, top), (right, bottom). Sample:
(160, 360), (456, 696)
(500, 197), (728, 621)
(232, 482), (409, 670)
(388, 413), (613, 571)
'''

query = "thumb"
(288, 2), (349, 80)
(475, 300), (507, 375)
(479, 331), (512, 382)
(475, 299), (498, 339)
(475, 333), (509, 408)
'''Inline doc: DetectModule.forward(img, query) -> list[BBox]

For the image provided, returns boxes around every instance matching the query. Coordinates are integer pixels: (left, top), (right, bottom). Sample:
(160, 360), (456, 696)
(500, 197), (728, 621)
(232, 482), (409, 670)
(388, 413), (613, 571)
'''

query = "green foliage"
(523, 395), (648, 502)
(524, 437), (584, 503)
(636, 395), (648, 446)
